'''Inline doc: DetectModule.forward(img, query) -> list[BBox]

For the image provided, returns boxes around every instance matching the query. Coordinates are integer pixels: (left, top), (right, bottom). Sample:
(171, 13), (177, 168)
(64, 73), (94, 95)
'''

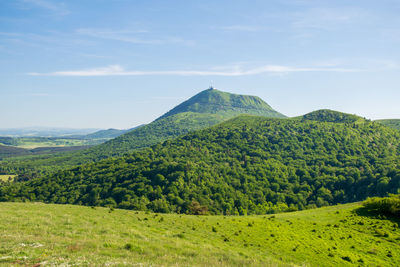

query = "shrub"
(189, 201), (208, 215)
(362, 195), (400, 218)
(341, 256), (352, 262)
(124, 243), (133, 250)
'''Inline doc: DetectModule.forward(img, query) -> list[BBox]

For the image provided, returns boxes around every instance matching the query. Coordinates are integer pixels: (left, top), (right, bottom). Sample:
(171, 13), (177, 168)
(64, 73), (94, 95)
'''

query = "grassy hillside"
(3, 115), (400, 214)
(0, 202), (398, 266)
(376, 119), (400, 130)
(0, 89), (286, 176)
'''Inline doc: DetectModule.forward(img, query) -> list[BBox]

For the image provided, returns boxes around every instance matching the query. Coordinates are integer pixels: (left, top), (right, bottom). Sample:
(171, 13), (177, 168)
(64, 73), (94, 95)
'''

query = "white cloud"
(28, 64), (361, 77)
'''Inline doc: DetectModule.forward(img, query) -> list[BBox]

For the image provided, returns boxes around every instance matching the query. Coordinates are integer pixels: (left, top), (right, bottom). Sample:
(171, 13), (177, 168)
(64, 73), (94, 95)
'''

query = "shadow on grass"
(354, 207), (400, 227)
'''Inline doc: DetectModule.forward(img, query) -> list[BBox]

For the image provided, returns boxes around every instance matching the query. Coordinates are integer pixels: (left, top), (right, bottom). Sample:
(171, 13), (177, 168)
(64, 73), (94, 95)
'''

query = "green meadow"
(0, 202), (398, 266)
(0, 175), (16, 182)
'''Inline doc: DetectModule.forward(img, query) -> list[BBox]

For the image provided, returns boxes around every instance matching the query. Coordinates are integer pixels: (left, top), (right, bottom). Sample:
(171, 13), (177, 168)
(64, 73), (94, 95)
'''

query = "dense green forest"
(376, 119), (400, 130)
(0, 89), (285, 177)
(299, 109), (365, 124)
(2, 113), (400, 215)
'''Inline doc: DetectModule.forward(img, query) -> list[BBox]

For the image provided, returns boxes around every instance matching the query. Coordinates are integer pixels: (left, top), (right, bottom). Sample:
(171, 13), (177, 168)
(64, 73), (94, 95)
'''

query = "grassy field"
(14, 138), (96, 149)
(0, 175), (16, 182)
(0, 137), (107, 149)
(0, 202), (399, 266)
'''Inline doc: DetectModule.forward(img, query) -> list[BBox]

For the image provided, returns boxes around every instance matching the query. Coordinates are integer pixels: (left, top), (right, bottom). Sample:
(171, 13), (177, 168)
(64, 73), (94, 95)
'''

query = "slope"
(298, 109), (365, 124)
(0, 201), (399, 266)
(3, 114), (400, 214)
(376, 119), (400, 130)
(158, 87), (285, 120)
(0, 89), (285, 176)
(83, 128), (128, 139)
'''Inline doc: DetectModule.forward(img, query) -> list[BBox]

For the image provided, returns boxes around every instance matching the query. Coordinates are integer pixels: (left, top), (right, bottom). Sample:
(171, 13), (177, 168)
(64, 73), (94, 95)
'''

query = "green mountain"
(91, 88), (285, 156)
(158, 87), (285, 120)
(3, 113), (399, 214)
(376, 119), (400, 130)
(1, 201), (399, 266)
(83, 128), (128, 140)
(299, 109), (364, 123)
(82, 125), (144, 140)
(0, 88), (285, 176)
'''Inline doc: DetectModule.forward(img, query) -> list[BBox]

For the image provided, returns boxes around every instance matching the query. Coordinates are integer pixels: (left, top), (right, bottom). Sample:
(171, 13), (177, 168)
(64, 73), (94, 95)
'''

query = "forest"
(2, 113), (400, 215)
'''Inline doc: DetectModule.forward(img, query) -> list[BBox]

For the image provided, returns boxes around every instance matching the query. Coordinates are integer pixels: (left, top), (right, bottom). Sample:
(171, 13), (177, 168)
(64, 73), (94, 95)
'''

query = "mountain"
(158, 87), (285, 120)
(376, 119), (400, 130)
(87, 88), (285, 155)
(3, 113), (399, 214)
(0, 88), (285, 175)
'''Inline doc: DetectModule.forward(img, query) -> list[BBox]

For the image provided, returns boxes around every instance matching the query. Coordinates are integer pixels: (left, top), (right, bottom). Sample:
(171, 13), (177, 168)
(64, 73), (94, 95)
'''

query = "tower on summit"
(209, 81), (215, 90)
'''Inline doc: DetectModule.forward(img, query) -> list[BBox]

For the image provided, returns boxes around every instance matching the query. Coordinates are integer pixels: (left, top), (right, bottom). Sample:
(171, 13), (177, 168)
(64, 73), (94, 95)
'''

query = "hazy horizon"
(1, 0), (400, 128)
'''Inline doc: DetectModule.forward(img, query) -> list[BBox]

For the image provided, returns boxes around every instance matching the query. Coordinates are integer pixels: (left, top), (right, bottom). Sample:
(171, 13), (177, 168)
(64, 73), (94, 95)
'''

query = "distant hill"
(376, 119), (400, 130)
(299, 109), (364, 124)
(0, 127), (100, 137)
(0, 88), (286, 175)
(4, 114), (400, 214)
(83, 128), (129, 140)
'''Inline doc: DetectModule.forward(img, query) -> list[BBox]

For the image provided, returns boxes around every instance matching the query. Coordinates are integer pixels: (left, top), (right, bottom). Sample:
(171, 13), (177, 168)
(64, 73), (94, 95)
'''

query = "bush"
(362, 194), (400, 217)
(189, 201), (208, 215)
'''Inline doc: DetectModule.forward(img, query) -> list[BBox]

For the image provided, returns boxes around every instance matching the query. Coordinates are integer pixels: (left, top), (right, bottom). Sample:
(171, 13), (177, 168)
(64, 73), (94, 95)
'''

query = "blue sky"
(1, 0), (399, 129)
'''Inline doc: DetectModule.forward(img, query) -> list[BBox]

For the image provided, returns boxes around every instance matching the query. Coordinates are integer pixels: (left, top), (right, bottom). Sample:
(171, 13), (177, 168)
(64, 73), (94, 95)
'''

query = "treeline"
(1, 116), (400, 215)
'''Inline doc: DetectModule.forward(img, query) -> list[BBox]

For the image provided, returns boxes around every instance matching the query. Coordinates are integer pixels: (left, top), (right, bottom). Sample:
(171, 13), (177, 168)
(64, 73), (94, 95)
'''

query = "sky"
(1, 0), (400, 129)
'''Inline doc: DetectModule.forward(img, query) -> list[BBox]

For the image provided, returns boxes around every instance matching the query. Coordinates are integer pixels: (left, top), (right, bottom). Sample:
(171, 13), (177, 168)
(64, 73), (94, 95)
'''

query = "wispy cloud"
(20, 0), (69, 16)
(28, 64), (361, 77)
(76, 28), (194, 45)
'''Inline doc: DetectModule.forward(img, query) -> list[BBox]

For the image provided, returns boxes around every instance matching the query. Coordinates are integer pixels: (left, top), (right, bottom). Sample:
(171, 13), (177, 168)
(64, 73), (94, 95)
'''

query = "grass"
(0, 175), (16, 182)
(0, 202), (399, 266)
(15, 139), (92, 149)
